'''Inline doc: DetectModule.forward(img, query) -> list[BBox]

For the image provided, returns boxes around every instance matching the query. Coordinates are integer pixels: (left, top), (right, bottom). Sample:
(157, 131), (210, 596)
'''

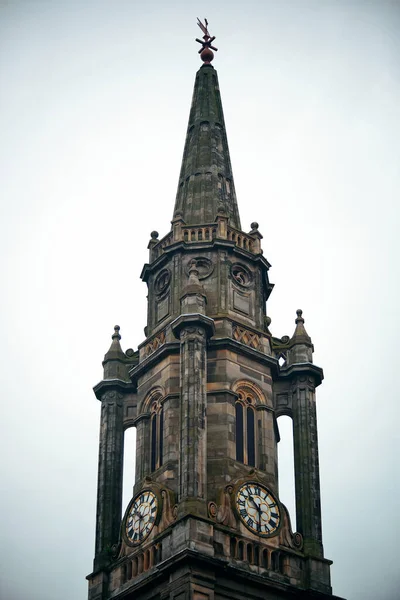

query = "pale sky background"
(1, 1), (399, 599)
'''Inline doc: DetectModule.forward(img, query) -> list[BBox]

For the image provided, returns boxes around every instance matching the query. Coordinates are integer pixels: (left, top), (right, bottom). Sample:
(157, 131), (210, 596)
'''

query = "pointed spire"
(291, 310), (312, 344)
(173, 22), (241, 229)
(288, 310), (314, 365)
(103, 326), (129, 380)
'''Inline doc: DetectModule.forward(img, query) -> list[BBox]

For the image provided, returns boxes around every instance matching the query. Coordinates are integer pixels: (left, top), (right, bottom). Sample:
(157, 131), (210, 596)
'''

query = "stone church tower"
(87, 22), (343, 600)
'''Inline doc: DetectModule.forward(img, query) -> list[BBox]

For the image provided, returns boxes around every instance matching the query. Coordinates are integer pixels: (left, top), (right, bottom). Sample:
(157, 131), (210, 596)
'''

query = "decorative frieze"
(232, 324), (262, 350)
(144, 331), (166, 357)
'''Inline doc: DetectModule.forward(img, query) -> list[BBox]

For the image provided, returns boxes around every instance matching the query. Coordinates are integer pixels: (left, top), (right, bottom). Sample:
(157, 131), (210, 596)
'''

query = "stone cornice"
(140, 238), (272, 282)
(92, 378), (136, 401)
(278, 362), (324, 387)
(210, 337), (279, 378)
(171, 313), (215, 339)
(129, 342), (180, 383)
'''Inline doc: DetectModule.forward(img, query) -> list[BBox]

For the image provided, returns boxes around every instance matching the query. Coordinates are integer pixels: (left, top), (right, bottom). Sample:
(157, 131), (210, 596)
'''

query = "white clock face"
(236, 483), (280, 536)
(125, 490), (158, 545)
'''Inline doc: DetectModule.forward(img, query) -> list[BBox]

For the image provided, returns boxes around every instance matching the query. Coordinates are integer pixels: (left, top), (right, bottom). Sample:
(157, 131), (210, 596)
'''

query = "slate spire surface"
(173, 26), (241, 229)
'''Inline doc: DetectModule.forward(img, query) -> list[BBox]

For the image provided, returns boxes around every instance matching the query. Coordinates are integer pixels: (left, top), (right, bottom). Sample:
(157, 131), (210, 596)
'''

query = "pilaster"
(94, 388), (125, 571)
(292, 375), (323, 559)
(172, 314), (215, 514)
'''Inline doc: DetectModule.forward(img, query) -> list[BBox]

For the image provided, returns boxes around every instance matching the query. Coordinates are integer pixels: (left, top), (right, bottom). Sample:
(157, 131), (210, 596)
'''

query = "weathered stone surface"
(173, 65), (241, 229)
(88, 33), (342, 600)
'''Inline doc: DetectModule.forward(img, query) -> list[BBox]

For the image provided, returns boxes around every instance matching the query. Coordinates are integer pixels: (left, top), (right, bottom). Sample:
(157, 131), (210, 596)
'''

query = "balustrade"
(151, 222), (258, 261)
(120, 542), (162, 585)
(228, 535), (288, 575)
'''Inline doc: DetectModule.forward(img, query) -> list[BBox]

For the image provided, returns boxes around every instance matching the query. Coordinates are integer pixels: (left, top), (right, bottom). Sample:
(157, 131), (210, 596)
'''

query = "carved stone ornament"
(110, 542), (121, 559)
(154, 269), (171, 296)
(158, 488), (178, 531)
(144, 331), (166, 357)
(208, 484), (236, 528)
(231, 263), (253, 288)
(102, 390), (124, 405)
(278, 504), (303, 550)
(180, 327), (207, 342)
(184, 256), (214, 280)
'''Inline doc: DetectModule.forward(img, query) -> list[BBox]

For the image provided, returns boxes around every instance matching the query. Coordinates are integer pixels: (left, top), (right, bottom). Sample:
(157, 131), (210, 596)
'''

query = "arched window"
(150, 399), (164, 472)
(235, 389), (256, 467)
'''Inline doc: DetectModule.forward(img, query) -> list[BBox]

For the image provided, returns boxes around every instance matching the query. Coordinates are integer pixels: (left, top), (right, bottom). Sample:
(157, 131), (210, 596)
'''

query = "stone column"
(292, 376), (323, 558)
(94, 389), (124, 571)
(179, 324), (207, 500)
(172, 313), (215, 513)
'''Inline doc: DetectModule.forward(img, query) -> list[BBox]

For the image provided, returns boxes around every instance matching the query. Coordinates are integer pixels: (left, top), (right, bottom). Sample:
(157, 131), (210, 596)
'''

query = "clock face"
(235, 483), (280, 536)
(125, 490), (158, 545)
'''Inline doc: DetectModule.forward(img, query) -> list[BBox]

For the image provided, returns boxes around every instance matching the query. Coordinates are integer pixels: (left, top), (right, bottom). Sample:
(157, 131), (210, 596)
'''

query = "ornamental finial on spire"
(112, 325), (121, 340)
(196, 18), (218, 64)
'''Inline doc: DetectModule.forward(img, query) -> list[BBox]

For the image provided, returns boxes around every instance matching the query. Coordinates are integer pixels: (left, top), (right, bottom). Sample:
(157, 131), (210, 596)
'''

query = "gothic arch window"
(150, 398), (164, 472)
(233, 380), (268, 467)
(235, 390), (256, 467)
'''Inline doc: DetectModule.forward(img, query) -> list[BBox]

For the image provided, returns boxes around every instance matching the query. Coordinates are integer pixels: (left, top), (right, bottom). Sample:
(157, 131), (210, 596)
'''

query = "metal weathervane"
(196, 18), (218, 64)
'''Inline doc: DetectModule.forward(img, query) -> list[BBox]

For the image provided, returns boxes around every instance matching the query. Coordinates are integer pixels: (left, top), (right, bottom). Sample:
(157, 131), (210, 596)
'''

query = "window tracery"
(235, 389), (256, 467)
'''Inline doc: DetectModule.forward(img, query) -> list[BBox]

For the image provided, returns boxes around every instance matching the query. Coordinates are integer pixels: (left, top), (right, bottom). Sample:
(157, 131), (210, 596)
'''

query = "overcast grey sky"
(1, 1), (399, 599)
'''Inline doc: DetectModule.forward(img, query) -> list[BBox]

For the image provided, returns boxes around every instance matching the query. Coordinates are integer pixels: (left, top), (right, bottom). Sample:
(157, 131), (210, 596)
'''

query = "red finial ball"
(200, 47), (214, 64)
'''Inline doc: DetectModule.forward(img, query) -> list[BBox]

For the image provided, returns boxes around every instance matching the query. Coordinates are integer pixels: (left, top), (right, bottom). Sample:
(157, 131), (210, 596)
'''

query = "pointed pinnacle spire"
(172, 22), (241, 229)
(291, 310), (312, 344)
(102, 325), (129, 380)
(286, 310), (314, 365)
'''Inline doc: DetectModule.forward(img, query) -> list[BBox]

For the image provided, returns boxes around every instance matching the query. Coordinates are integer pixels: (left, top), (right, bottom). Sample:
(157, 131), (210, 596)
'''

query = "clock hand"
(249, 495), (261, 512)
(138, 512), (143, 537)
(248, 495), (262, 531)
